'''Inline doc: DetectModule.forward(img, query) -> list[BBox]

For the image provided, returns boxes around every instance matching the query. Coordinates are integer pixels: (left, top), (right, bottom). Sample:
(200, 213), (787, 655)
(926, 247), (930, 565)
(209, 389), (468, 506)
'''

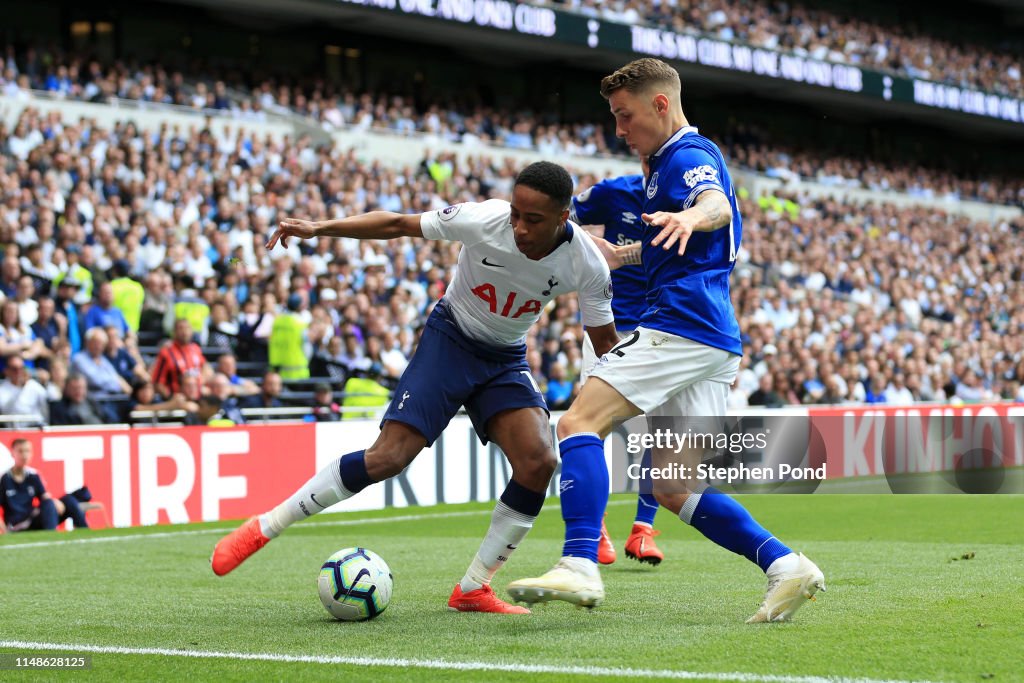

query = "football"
(318, 547), (393, 621)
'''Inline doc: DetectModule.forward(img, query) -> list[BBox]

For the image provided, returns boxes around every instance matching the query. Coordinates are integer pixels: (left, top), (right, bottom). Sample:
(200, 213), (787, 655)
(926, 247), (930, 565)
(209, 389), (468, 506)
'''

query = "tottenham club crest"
(646, 172), (659, 199)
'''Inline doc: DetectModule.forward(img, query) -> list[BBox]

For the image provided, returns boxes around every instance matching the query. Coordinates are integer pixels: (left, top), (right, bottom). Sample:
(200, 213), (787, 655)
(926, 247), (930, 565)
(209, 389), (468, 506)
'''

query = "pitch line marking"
(0, 640), (942, 683)
(0, 500), (634, 550)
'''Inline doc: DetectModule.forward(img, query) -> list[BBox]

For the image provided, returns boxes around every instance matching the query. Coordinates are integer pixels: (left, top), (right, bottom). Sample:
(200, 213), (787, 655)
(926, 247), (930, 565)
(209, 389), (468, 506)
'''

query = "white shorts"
(589, 326), (740, 416)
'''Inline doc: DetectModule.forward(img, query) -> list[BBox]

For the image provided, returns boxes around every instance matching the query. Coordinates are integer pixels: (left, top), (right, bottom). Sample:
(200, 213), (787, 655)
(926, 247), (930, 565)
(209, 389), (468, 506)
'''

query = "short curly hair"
(513, 161), (574, 209)
(600, 58), (681, 100)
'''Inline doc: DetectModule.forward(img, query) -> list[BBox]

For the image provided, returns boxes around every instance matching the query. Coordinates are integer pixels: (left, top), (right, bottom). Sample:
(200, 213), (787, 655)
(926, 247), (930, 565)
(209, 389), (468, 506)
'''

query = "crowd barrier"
(2, 403), (1021, 529)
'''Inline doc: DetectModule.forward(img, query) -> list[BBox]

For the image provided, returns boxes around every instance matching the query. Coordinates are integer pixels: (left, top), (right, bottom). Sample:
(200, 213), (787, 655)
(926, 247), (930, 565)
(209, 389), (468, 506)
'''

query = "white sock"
(559, 555), (599, 578)
(259, 457), (352, 538)
(459, 502), (536, 593)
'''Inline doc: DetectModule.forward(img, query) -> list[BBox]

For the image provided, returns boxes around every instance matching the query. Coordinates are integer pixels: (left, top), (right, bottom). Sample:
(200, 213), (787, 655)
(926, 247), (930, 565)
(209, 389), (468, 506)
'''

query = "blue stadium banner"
(334, 0), (1023, 125)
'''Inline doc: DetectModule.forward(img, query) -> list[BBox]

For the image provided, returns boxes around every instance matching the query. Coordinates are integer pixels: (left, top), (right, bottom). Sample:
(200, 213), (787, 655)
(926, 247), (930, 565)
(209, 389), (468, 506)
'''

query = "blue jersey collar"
(652, 126), (698, 159)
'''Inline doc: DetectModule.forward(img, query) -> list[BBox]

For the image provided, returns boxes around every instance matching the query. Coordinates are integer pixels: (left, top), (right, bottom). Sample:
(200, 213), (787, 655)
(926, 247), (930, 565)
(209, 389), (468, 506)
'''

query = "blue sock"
(680, 488), (791, 572)
(634, 448), (659, 526)
(558, 433), (608, 563)
(339, 450), (373, 493)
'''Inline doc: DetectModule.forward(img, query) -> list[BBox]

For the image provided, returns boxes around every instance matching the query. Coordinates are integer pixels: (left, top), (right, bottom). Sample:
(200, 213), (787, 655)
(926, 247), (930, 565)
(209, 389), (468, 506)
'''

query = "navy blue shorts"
(380, 302), (548, 445)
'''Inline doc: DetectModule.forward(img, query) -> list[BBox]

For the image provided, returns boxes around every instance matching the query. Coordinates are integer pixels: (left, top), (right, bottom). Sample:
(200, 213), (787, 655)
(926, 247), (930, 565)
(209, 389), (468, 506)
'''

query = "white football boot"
(507, 558), (605, 608)
(747, 552), (826, 623)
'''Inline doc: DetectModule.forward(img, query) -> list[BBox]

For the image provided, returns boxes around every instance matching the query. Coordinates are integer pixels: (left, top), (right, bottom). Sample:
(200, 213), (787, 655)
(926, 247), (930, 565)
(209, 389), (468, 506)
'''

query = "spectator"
(268, 293), (310, 380)
(208, 373), (246, 424)
(240, 370), (284, 410)
(30, 296), (66, 368)
(206, 301), (239, 350)
(84, 282), (131, 338)
(53, 277), (84, 354)
(544, 363), (574, 411)
(884, 373), (916, 405)
(748, 373), (784, 408)
(1, 438), (88, 533)
(127, 380), (198, 421)
(38, 359), (69, 402)
(49, 373), (118, 425)
(0, 357), (49, 427)
(864, 373), (889, 404)
(109, 260), (145, 334)
(0, 300), (48, 372)
(72, 327), (132, 396)
(0, 255), (19, 298)
(310, 382), (342, 422)
(104, 326), (149, 386)
(13, 275), (38, 327)
(151, 318), (207, 399)
(215, 353), (259, 396)
(140, 271), (173, 335)
(185, 395), (235, 427)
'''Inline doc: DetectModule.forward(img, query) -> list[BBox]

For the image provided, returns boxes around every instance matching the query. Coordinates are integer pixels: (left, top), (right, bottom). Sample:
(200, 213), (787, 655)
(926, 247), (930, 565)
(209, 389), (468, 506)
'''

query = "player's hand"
(644, 211), (693, 255)
(267, 218), (319, 250)
(586, 234), (624, 270)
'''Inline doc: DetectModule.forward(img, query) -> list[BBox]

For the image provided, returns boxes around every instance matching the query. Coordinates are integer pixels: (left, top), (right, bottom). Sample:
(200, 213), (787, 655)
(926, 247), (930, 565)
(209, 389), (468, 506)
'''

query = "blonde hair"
(600, 58), (681, 100)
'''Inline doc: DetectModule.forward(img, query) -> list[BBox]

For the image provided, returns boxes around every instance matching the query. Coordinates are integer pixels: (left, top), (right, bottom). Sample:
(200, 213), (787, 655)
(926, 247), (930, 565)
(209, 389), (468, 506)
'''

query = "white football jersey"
(420, 199), (614, 346)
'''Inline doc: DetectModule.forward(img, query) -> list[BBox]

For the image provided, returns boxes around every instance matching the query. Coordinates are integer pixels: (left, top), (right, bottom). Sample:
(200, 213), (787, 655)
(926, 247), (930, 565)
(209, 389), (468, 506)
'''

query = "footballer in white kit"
(213, 161), (621, 616)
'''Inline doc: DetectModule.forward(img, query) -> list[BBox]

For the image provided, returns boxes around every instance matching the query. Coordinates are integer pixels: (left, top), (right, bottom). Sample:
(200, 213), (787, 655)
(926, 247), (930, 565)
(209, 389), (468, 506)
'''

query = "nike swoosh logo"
(310, 493), (325, 508)
(506, 544), (518, 550)
(482, 257), (504, 267)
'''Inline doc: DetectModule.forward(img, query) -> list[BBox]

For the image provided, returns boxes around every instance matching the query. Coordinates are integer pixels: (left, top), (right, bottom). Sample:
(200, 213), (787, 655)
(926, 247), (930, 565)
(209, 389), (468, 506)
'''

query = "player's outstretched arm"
(267, 212), (424, 250)
(587, 233), (642, 270)
(644, 188), (732, 255)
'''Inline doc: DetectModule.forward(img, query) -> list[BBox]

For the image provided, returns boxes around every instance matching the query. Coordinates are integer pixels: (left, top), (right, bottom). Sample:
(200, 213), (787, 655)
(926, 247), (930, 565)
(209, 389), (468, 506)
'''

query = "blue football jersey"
(640, 126), (742, 355)
(570, 175), (647, 331)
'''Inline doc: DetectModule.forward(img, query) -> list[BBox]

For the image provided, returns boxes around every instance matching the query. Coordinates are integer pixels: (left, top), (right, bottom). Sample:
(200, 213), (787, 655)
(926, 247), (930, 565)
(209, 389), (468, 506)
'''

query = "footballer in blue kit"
(510, 58), (826, 623)
(571, 172), (667, 566)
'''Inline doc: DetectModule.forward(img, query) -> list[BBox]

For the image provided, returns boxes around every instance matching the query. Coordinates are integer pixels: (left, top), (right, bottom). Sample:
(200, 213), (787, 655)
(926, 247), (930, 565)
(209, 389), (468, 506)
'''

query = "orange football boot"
(597, 515), (617, 565)
(448, 584), (530, 614)
(211, 517), (271, 576)
(624, 523), (664, 565)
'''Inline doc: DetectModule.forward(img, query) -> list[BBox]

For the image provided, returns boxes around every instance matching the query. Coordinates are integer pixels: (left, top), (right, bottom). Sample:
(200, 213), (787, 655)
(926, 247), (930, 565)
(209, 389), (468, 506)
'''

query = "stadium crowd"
(1, 104), (1023, 429)
(542, 0), (1023, 99)
(2, 44), (1022, 207)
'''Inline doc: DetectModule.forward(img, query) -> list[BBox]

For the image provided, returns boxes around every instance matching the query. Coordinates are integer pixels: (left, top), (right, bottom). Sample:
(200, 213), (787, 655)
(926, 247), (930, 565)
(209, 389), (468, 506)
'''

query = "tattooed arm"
(642, 189), (733, 256)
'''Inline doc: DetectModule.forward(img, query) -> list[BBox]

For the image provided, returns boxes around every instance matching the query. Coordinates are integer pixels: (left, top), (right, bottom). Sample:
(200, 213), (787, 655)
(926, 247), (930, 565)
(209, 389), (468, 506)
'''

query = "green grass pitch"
(1, 493), (1021, 682)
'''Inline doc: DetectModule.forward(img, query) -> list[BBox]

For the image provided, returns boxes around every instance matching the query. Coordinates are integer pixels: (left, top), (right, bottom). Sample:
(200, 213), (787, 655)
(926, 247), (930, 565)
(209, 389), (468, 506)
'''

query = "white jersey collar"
(652, 126), (698, 158)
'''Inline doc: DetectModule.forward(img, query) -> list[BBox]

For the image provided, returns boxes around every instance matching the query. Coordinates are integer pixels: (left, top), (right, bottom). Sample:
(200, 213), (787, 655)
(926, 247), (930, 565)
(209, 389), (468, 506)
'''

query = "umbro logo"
(482, 257), (504, 268)
(559, 479), (574, 493)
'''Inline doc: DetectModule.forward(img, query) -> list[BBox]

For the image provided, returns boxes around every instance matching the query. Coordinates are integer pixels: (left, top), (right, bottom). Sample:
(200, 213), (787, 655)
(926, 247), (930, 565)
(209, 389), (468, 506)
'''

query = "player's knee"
(652, 490), (686, 515)
(555, 410), (585, 441)
(364, 438), (420, 479)
(511, 445), (557, 488)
